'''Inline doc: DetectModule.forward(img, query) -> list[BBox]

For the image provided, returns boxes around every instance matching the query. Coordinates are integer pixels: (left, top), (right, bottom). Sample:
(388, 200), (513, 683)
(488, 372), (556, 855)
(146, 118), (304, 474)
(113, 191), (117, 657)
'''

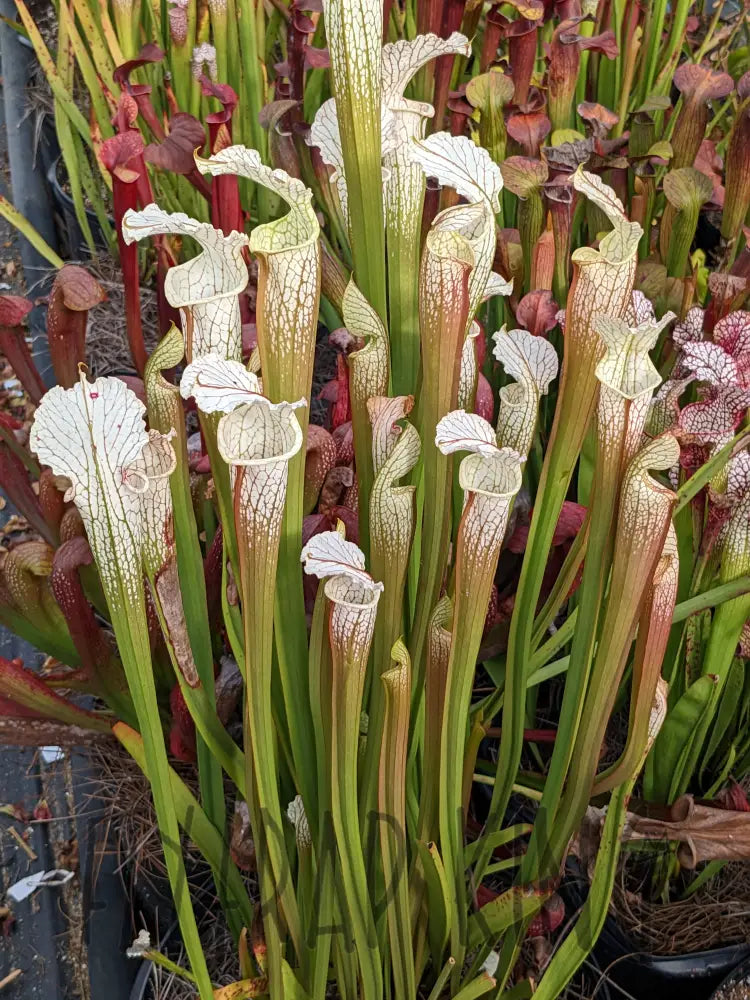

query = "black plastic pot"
(129, 922), (179, 1000)
(562, 862), (750, 1000)
(47, 155), (110, 257)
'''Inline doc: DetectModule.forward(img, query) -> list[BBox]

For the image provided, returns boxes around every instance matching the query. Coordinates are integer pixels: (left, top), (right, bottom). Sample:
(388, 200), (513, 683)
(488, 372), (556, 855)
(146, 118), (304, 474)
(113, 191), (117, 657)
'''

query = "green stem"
(328, 616), (383, 1000)
(147, 378), (225, 834)
(109, 598), (213, 998)
(236, 0), (268, 218)
(235, 470), (302, 964)
(273, 455), (318, 814)
(531, 781), (634, 999)
(522, 416), (623, 883)
(472, 433), (579, 888)
(673, 576), (750, 622)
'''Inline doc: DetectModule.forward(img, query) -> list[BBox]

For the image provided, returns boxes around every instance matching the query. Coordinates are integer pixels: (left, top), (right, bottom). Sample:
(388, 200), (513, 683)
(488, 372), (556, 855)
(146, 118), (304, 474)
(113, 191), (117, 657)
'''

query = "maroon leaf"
(99, 129), (144, 182)
(0, 655), (112, 732)
(0, 443), (51, 543)
(577, 101), (619, 138)
(51, 538), (128, 704)
(201, 77), (239, 126)
(505, 16), (539, 106)
(305, 46), (330, 69)
(319, 354), (351, 428)
(722, 71), (750, 247)
(516, 289), (559, 337)
(716, 781), (750, 812)
(507, 112), (551, 157)
(474, 372), (494, 423)
(542, 138), (593, 174)
(526, 893), (565, 938)
(673, 62), (734, 103)
(144, 113), (206, 174)
(304, 424), (337, 515)
(47, 266), (106, 389)
(169, 683), (196, 762)
(671, 63), (734, 169)
(705, 274), (747, 334)
(508, 500), (586, 553)
(38, 468), (65, 536)
(99, 131), (148, 376)
(0, 298), (46, 405)
(548, 17), (617, 130)
(113, 43), (165, 90)
(0, 295), (32, 327)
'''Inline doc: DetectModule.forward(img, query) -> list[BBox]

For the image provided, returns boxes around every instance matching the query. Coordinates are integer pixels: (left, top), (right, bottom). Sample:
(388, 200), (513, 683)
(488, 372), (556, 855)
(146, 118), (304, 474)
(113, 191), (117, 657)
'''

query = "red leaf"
(115, 375), (147, 403)
(145, 114), (206, 174)
(0, 328), (47, 406)
(526, 893), (565, 937)
(38, 469), (65, 536)
(113, 43), (165, 90)
(33, 798), (52, 821)
(99, 138), (147, 375)
(0, 655), (111, 731)
(0, 413), (22, 431)
(0, 443), (51, 543)
(474, 373), (494, 423)
(716, 781), (750, 812)
(51, 538), (128, 704)
(577, 101), (619, 138)
(304, 424), (337, 515)
(305, 46), (330, 69)
(476, 884), (498, 907)
(516, 290), (559, 337)
(0, 295), (33, 327)
(319, 354), (352, 428)
(47, 266), (106, 389)
(201, 77), (239, 126)
(99, 130), (144, 182)
(674, 63), (734, 102)
(695, 139), (725, 208)
(169, 683), (196, 762)
(507, 113), (551, 157)
(508, 500), (586, 553)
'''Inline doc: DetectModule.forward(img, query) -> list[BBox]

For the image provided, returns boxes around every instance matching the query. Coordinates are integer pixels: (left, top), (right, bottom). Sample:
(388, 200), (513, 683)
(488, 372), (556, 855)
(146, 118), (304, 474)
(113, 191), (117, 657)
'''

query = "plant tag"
(7, 868), (74, 902)
(481, 951), (500, 977)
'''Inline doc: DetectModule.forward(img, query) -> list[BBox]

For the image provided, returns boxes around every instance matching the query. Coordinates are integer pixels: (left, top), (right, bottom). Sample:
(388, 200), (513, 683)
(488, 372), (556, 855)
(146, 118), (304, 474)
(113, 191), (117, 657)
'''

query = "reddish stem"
(113, 180), (148, 376)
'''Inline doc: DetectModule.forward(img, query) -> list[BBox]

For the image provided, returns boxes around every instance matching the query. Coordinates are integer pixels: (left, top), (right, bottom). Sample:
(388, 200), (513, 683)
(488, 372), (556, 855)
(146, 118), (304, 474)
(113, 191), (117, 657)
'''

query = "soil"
(614, 858), (750, 957)
(89, 742), (256, 997)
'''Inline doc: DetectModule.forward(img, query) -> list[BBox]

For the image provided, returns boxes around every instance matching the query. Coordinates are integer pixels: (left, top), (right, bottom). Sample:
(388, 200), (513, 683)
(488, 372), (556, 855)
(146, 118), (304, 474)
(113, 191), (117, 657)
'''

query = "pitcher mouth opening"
(324, 575), (384, 611)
